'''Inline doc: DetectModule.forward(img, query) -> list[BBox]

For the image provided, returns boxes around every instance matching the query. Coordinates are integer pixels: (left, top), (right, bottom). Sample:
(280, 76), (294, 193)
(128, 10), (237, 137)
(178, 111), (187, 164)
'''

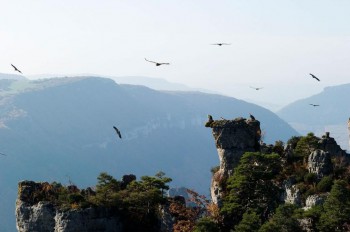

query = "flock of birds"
(9, 43), (321, 141)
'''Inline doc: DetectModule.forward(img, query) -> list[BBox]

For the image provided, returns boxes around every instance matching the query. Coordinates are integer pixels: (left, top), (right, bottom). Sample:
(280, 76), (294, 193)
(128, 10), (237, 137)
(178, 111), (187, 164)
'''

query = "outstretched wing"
(145, 58), (157, 64)
(250, 86), (263, 90)
(211, 43), (230, 45)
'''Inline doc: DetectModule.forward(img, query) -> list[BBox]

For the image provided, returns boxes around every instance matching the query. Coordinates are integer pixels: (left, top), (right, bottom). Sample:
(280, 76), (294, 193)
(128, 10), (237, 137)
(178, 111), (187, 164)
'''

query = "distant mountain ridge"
(0, 76), (298, 231)
(277, 83), (350, 150)
(0, 72), (26, 80)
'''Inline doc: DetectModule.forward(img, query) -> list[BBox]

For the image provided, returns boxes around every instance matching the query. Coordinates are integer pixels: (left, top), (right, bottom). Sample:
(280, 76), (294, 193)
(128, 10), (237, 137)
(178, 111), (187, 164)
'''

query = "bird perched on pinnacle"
(208, 114), (213, 123)
(205, 114), (214, 127)
(113, 126), (122, 139)
(249, 113), (256, 121)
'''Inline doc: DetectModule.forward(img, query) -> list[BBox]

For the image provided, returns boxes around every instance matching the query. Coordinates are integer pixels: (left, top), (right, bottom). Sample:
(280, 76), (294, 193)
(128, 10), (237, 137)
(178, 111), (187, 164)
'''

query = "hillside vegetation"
(21, 132), (350, 232)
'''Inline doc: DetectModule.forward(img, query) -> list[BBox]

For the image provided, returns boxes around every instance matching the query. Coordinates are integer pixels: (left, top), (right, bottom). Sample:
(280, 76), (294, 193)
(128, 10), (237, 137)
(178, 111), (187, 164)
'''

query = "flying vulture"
(211, 43), (231, 46)
(113, 126), (122, 139)
(309, 73), (320, 81)
(145, 58), (170, 66)
(250, 86), (263, 90)
(11, 64), (22, 74)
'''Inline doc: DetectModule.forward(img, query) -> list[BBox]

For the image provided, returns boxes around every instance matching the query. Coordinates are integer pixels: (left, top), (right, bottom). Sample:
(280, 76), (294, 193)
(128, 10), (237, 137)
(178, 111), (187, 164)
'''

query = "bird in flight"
(309, 73), (320, 81)
(145, 58), (170, 66)
(11, 64), (22, 74)
(211, 43), (231, 46)
(0, 152), (7, 156)
(113, 126), (122, 139)
(309, 104), (320, 107)
(250, 86), (263, 90)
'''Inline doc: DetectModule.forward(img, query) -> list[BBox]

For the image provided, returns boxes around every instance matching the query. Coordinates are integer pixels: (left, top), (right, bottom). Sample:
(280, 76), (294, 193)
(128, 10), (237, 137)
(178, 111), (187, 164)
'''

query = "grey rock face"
(303, 194), (327, 211)
(16, 181), (123, 232)
(281, 179), (302, 206)
(54, 208), (122, 232)
(16, 201), (55, 232)
(206, 117), (261, 205)
(16, 201), (122, 232)
(308, 150), (333, 178)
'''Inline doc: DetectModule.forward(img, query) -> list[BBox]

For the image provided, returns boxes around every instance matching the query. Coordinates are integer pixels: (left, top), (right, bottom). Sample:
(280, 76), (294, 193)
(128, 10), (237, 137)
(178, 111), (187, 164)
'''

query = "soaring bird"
(250, 86), (263, 90)
(145, 58), (170, 66)
(249, 113), (256, 120)
(309, 104), (320, 107)
(113, 126), (122, 139)
(11, 64), (22, 74)
(309, 73), (320, 81)
(0, 152), (6, 156)
(211, 43), (231, 46)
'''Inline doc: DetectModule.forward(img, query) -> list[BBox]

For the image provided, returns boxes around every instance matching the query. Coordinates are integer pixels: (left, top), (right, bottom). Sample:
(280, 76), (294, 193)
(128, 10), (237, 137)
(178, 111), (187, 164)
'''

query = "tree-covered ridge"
(212, 132), (350, 232)
(19, 172), (172, 231)
(17, 132), (350, 232)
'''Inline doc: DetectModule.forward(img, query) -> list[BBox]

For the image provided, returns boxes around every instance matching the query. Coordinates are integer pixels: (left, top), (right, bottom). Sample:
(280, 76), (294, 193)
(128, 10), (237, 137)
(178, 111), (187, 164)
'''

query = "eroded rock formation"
(206, 117), (261, 205)
(16, 181), (122, 232)
(308, 150), (333, 178)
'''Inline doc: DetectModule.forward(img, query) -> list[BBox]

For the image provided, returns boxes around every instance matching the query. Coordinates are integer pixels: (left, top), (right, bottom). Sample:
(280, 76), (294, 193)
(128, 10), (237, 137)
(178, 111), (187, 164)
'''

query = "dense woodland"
(26, 132), (350, 232)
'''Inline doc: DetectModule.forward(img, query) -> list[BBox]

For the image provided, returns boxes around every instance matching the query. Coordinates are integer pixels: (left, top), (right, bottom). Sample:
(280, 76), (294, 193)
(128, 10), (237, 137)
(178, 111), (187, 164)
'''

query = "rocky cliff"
(205, 116), (261, 205)
(16, 181), (123, 232)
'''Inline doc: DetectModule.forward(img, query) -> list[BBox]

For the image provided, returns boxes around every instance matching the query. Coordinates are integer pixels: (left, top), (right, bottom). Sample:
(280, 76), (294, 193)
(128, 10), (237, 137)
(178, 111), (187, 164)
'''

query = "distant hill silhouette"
(0, 72), (26, 80)
(0, 76), (298, 231)
(277, 83), (350, 150)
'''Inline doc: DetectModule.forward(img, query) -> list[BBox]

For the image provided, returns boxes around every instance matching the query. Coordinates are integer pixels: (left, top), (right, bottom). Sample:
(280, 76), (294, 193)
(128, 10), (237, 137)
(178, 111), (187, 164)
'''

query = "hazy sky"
(1, 0), (349, 109)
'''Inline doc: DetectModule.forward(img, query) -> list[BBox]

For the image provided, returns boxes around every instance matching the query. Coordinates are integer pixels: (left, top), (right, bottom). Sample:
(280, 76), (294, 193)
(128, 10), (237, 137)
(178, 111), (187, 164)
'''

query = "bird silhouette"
(0, 152), (6, 156)
(113, 126), (122, 139)
(11, 64), (22, 74)
(309, 104), (320, 107)
(145, 58), (170, 66)
(249, 113), (256, 120)
(211, 43), (231, 46)
(250, 86), (263, 90)
(309, 73), (320, 81)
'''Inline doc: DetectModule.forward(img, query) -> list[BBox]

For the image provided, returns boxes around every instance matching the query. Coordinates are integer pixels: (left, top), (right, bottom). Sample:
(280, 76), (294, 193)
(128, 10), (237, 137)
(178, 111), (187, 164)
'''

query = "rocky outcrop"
(281, 179), (302, 206)
(206, 117), (261, 205)
(319, 132), (347, 158)
(303, 194), (327, 211)
(308, 150), (333, 178)
(205, 117), (261, 176)
(16, 181), (122, 232)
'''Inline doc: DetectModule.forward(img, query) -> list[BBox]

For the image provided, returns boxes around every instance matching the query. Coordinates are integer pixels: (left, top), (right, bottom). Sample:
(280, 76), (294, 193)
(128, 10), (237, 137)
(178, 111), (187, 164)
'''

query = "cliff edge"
(205, 116), (261, 205)
(16, 181), (123, 232)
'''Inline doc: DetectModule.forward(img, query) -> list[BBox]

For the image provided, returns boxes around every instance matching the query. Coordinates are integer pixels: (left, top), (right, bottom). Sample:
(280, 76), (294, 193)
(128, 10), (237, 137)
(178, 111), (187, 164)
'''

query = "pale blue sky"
(1, 0), (349, 108)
